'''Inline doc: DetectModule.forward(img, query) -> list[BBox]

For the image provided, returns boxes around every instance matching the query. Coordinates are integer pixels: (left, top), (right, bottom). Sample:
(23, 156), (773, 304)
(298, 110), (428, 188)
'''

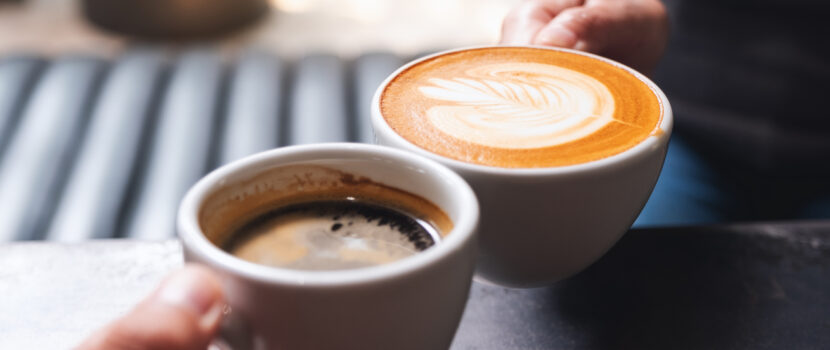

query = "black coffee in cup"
(224, 200), (441, 271)
(200, 164), (453, 271)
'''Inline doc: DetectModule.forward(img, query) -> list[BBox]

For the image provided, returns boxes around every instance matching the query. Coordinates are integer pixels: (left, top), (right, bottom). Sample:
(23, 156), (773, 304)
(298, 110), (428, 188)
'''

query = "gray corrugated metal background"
(0, 49), (406, 242)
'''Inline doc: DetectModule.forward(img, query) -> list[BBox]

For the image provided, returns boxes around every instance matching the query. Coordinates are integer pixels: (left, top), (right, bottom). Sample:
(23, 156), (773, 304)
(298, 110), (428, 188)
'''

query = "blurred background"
(0, 0), (517, 57)
(0, 0), (520, 243)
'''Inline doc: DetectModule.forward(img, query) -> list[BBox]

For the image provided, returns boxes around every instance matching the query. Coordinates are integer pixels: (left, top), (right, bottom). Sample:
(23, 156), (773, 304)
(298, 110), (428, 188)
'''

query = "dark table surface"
(2, 221), (828, 349)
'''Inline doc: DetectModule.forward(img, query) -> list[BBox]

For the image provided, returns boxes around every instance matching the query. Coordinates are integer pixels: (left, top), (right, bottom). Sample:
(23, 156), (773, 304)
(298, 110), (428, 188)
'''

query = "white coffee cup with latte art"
(372, 45), (672, 287)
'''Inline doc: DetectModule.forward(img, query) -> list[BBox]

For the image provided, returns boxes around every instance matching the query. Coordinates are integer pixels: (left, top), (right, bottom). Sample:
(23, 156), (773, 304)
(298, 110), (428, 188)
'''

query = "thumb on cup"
(77, 264), (225, 350)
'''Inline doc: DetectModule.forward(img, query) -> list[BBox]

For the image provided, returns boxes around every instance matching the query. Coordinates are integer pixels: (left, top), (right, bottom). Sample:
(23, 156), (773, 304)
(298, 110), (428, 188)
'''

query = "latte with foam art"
(380, 47), (664, 168)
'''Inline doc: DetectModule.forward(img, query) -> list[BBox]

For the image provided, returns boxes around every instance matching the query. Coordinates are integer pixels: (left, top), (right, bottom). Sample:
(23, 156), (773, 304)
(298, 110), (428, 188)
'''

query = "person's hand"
(501, 0), (669, 74)
(77, 265), (225, 350)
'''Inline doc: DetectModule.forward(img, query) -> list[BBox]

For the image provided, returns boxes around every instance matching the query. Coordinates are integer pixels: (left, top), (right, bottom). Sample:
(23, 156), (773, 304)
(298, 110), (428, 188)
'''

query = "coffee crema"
(199, 165), (453, 271)
(380, 47), (663, 168)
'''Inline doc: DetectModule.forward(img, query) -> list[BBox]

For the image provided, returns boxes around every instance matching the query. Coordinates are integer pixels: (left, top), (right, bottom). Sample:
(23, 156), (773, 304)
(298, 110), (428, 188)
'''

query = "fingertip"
(500, 0), (556, 45)
(533, 23), (578, 48)
(156, 264), (225, 334)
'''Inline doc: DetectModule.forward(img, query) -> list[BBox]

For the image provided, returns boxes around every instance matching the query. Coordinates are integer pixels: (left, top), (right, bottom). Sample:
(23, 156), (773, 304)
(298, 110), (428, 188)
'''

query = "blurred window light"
(270, 0), (387, 21)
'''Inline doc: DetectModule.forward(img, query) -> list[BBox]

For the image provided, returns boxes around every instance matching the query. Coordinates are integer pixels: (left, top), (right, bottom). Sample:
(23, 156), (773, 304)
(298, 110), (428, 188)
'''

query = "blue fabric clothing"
(633, 0), (830, 227)
(634, 132), (830, 228)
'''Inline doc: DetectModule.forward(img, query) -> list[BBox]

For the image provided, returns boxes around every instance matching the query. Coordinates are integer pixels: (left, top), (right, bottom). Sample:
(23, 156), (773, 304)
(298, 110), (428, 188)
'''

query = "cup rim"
(177, 143), (479, 287)
(371, 44), (673, 176)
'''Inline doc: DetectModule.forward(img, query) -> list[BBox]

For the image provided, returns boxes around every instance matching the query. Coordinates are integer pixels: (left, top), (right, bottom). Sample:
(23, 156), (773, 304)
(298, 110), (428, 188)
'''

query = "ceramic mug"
(372, 45), (672, 287)
(178, 143), (479, 349)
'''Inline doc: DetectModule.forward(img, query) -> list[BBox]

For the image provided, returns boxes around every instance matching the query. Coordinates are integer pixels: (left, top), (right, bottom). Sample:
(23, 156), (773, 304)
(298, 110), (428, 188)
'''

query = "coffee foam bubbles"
(418, 63), (616, 149)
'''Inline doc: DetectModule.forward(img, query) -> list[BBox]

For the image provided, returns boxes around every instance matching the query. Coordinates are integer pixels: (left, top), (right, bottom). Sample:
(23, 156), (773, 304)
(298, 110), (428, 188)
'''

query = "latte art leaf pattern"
(418, 63), (619, 149)
(381, 47), (663, 167)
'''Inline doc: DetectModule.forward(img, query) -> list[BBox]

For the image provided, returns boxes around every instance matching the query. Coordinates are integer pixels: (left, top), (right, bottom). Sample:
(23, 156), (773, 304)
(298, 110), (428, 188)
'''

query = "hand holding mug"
(80, 144), (479, 350)
(501, 0), (669, 74)
(178, 144), (479, 349)
(372, 46), (672, 287)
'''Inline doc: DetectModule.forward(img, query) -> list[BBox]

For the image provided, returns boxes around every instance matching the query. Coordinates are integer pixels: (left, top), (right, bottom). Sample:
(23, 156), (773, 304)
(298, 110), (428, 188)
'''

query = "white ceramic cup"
(371, 45), (672, 288)
(178, 143), (479, 349)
